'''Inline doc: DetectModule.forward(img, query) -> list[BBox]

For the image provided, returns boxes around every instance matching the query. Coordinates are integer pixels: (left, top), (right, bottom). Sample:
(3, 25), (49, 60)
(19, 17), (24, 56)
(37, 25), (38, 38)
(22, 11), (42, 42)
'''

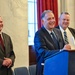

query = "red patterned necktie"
(0, 34), (5, 50)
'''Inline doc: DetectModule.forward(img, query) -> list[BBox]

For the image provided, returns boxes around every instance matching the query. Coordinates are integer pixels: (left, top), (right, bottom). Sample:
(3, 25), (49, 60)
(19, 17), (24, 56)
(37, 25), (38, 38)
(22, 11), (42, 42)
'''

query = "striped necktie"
(64, 31), (69, 44)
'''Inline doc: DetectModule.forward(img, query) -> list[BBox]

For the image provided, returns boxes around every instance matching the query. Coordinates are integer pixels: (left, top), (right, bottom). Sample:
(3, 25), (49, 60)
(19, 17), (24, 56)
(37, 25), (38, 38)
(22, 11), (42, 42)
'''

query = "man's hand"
(2, 58), (12, 68)
(63, 44), (71, 50)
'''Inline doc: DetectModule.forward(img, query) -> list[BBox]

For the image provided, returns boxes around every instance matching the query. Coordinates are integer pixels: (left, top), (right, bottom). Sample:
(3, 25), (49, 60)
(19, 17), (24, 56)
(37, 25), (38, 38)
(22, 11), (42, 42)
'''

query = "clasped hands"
(2, 57), (12, 68)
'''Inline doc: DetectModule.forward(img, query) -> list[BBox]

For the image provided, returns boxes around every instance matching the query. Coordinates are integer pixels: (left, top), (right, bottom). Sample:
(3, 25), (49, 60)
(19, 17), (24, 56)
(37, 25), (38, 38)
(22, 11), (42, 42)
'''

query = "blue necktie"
(51, 32), (59, 49)
(64, 31), (69, 44)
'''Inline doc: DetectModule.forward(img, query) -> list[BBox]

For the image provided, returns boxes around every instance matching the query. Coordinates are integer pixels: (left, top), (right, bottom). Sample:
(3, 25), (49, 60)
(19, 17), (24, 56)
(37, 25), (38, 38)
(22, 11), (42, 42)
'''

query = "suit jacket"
(34, 26), (65, 75)
(56, 26), (75, 39)
(0, 32), (15, 75)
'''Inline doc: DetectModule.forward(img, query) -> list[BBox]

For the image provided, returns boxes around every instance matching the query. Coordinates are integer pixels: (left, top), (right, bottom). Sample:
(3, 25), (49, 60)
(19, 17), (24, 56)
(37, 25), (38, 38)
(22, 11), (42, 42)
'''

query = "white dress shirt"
(59, 26), (75, 49)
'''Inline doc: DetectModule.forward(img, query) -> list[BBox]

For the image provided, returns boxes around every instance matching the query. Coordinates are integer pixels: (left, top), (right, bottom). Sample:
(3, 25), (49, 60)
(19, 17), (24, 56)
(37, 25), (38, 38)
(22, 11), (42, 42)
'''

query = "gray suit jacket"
(34, 26), (65, 75)
(0, 32), (15, 75)
(56, 26), (75, 39)
(68, 27), (75, 38)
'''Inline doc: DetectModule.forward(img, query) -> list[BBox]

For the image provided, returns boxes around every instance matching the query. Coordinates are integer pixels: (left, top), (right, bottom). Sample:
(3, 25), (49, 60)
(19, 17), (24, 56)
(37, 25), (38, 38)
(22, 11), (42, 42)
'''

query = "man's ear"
(41, 19), (44, 24)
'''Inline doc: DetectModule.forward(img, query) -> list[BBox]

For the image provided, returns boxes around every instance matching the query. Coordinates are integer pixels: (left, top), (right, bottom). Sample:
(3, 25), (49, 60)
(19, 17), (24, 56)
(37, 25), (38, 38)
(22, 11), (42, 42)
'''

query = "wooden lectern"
(44, 50), (75, 75)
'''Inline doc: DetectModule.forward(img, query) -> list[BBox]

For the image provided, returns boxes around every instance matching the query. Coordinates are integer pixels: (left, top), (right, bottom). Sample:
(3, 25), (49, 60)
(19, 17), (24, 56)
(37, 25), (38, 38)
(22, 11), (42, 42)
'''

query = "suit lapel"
(68, 27), (75, 39)
(53, 29), (60, 49)
(2, 33), (6, 47)
(1, 33), (7, 54)
(53, 29), (59, 42)
(0, 33), (5, 53)
(2, 33), (10, 56)
(53, 28), (65, 49)
(42, 27), (58, 49)
(0, 45), (5, 53)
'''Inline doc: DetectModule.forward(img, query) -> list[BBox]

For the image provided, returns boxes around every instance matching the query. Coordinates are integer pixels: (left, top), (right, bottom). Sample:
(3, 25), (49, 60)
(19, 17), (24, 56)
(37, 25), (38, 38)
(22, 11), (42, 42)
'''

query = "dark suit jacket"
(34, 26), (65, 75)
(0, 32), (15, 75)
(56, 26), (75, 39)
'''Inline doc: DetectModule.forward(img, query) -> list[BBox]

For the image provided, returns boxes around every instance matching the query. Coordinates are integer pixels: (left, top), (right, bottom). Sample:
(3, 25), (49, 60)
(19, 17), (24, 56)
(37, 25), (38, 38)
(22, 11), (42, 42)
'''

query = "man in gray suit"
(0, 16), (15, 75)
(57, 12), (75, 49)
(34, 10), (71, 75)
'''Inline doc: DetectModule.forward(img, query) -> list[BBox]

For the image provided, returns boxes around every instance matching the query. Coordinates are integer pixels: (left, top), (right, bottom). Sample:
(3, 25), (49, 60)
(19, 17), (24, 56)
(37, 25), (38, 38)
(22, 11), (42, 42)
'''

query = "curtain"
(37, 0), (58, 29)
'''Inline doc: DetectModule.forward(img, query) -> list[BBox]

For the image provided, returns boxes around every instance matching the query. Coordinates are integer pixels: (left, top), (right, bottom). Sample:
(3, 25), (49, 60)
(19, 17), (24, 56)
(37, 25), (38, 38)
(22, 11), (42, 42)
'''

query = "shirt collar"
(59, 25), (68, 32)
(45, 28), (55, 35)
(44, 26), (54, 34)
(0, 32), (2, 36)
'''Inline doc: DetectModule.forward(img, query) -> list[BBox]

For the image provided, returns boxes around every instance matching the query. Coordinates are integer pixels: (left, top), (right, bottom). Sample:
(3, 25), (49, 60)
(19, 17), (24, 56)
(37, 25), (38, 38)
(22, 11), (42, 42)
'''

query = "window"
(28, 0), (37, 45)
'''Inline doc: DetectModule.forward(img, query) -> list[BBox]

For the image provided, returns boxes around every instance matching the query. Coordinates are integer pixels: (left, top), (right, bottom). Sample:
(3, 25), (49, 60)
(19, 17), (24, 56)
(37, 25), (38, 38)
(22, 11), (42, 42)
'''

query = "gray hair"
(60, 12), (70, 18)
(61, 12), (70, 15)
(41, 10), (53, 19)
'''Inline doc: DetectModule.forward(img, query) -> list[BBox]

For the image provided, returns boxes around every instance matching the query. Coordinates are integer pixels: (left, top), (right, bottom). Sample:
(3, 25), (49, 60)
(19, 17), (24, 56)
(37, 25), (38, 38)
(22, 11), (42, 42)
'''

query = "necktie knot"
(51, 32), (56, 39)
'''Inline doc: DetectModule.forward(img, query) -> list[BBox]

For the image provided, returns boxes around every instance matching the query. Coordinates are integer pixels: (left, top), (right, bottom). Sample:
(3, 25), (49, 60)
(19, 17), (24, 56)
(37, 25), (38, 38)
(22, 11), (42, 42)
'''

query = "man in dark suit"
(0, 16), (15, 75)
(34, 10), (71, 75)
(57, 12), (75, 49)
